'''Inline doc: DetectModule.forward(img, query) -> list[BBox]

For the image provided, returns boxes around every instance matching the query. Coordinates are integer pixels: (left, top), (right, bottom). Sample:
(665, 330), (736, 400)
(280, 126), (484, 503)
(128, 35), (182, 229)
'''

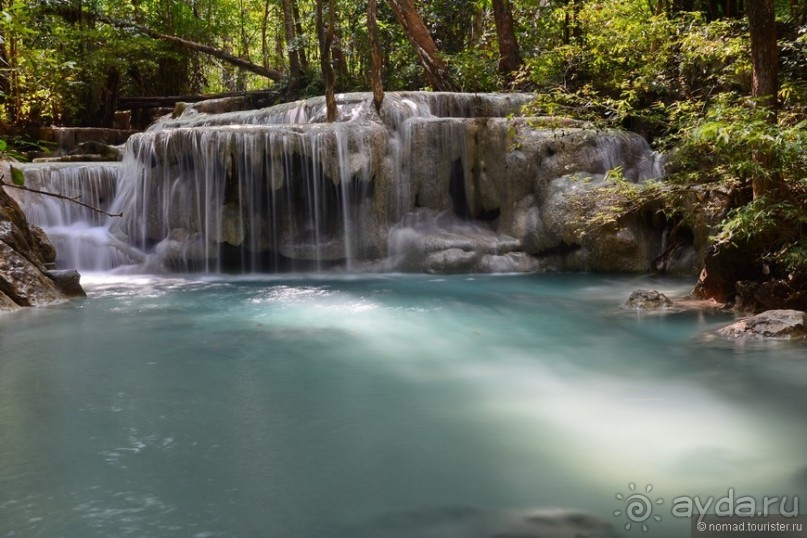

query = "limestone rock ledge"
(0, 184), (85, 311)
(717, 310), (807, 341)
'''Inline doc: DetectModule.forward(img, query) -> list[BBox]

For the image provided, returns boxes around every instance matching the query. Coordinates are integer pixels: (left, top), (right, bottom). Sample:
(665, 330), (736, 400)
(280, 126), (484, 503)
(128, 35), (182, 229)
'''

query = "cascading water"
(110, 121), (382, 272)
(11, 162), (143, 271)
(15, 92), (672, 275)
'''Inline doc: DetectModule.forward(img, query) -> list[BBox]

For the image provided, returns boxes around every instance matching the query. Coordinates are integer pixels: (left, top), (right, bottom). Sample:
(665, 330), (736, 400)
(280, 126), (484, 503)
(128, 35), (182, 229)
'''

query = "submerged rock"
(717, 310), (807, 340)
(625, 289), (674, 309)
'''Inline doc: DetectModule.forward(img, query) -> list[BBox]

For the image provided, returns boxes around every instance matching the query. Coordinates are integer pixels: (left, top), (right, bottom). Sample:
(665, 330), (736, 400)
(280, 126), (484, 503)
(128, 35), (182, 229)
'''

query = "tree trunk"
(491, 0), (522, 83)
(316, 0), (337, 122)
(563, 0), (582, 44)
(292, 0), (309, 70)
(748, 0), (778, 105)
(261, 0), (270, 68)
(94, 14), (284, 81)
(386, 0), (459, 92)
(368, 0), (384, 112)
(237, 0), (250, 90)
(282, 0), (302, 90)
(747, 0), (778, 199)
(0, 0), (9, 108)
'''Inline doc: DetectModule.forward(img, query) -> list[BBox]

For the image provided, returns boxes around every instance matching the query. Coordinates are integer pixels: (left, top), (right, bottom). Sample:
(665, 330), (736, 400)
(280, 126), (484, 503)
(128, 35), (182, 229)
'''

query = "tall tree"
(368, 0), (384, 112)
(386, 0), (458, 92)
(292, 0), (309, 70)
(747, 0), (778, 109)
(0, 0), (10, 112)
(316, 0), (337, 121)
(491, 0), (522, 83)
(746, 0), (778, 198)
(282, 0), (303, 90)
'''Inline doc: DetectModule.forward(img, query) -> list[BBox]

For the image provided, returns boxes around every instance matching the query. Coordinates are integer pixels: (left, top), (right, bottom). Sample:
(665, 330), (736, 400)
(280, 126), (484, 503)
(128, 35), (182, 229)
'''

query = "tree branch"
(94, 15), (284, 82)
(1, 176), (123, 218)
(42, 6), (284, 82)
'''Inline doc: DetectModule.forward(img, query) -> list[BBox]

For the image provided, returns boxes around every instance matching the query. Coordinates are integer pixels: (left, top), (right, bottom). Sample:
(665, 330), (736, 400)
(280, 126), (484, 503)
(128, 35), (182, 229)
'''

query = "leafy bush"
(446, 47), (501, 92)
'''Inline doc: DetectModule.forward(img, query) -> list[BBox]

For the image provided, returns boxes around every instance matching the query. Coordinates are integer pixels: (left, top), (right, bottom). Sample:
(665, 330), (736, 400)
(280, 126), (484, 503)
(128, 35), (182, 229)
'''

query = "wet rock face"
(0, 241), (64, 307)
(717, 310), (807, 340)
(734, 279), (807, 313)
(0, 185), (84, 310)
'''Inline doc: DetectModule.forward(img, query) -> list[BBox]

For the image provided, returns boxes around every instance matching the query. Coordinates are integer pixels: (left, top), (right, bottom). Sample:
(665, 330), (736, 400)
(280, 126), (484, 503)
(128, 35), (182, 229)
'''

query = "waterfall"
(12, 163), (143, 271)
(14, 92), (672, 275)
(109, 121), (382, 272)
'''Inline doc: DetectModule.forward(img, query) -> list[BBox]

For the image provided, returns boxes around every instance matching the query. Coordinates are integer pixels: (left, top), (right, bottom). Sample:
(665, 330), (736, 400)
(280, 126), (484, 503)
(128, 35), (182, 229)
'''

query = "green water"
(1, 274), (805, 537)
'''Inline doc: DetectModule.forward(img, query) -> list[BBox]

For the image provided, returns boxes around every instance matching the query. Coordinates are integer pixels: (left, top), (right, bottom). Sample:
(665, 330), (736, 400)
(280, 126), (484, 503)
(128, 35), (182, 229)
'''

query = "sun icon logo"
(614, 482), (664, 532)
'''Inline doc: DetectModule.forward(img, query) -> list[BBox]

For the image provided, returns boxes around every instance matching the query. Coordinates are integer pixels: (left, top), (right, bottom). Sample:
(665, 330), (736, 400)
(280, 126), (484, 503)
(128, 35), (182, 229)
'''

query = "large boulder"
(0, 241), (64, 306)
(45, 269), (87, 298)
(717, 310), (807, 340)
(0, 184), (84, 309)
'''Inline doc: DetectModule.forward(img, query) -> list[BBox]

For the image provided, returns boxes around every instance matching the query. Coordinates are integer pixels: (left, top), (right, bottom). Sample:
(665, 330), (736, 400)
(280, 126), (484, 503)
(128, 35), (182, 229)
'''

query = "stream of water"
(1, 273), (805, 537)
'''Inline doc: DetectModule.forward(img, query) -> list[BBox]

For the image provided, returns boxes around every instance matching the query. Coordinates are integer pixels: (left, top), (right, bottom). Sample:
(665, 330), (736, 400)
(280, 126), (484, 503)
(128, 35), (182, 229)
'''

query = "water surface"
(1, 274), (805, 537)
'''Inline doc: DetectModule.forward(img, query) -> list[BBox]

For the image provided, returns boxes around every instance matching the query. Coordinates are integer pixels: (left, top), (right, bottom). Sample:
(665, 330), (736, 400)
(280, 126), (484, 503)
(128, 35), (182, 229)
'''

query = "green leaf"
(10, 166), (24, 186)
(0, 139), (6, 152)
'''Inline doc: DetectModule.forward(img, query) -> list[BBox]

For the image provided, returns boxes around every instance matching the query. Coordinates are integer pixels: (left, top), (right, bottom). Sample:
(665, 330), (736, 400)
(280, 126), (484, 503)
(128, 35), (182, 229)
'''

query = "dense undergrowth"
(518, 1), (806, 302)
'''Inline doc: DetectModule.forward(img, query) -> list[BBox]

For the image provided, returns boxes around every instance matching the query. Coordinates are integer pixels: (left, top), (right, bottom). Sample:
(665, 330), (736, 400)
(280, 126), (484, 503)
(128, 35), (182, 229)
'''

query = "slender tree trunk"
(368, 0), (384, 112)
(275, 10), (285, 68)
(9, 31), (18, 125)
(316, 0), (337, 122)
(0, 0), (9, 108)
(469, 7), (484, 48)
(562, 0), (582, 44)
(292, 0), (309, 70)
(491, 0), (522, 83)
(747, 0), (779, 198)
(236, 0), (250, 90)
(386, 0), (459, 92)
(261, 0), (270, 67)
(282, 0), (302, 90)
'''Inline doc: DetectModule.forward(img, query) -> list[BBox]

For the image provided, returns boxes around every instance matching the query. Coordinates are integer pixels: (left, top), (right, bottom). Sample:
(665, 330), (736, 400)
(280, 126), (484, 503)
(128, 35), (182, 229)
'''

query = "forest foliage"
(0, 0), (805, 291)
